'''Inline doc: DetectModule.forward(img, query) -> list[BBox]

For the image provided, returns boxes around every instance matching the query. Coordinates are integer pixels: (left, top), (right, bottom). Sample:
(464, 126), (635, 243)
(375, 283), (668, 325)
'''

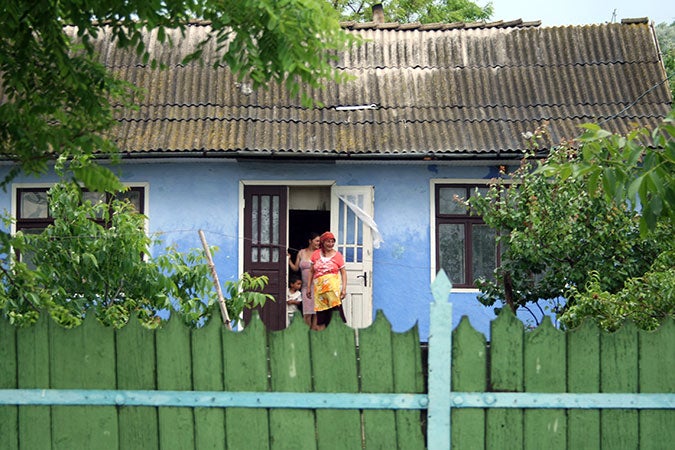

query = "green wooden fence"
(1, 292), (673, 448)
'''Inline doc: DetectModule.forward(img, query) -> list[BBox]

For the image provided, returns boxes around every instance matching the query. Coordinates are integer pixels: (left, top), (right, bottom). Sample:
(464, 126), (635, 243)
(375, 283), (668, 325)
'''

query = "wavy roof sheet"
(81, 19), (675, 159)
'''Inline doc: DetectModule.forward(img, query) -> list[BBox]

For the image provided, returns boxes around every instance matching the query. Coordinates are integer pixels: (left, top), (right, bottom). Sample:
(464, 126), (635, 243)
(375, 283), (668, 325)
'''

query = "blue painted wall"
(0, 159), (552, 340)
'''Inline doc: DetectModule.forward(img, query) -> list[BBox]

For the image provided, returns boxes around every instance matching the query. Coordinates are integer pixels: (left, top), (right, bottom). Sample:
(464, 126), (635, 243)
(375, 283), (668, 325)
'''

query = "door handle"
(356, 272), (368, 287)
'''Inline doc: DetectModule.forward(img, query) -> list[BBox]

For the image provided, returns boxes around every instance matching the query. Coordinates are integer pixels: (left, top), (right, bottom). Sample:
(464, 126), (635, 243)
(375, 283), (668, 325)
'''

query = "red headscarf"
(320, 231), (335, 243)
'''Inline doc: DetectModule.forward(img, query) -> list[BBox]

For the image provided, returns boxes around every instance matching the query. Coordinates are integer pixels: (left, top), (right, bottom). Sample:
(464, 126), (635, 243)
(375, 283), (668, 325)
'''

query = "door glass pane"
(472, 224), (496, 283)
(439, 223), (466, 284)
(260, 247), (270, 263)
(272, 195), (279, 262)
(251, 195), (259, 262)
(260, 194), (270, 262)
(438, 187), (467, 215)
(261, 195), (270, 244)
(20, 192), (49, 218)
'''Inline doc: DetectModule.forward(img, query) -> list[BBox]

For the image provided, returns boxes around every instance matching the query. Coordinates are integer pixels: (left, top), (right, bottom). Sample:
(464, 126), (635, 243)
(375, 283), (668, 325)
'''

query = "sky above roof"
(489, 0), (673, 27)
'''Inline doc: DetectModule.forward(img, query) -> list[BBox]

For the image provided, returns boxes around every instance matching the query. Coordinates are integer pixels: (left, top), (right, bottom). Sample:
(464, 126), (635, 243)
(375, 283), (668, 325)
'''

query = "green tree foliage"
(0, 0), (352, 192)
(0, 182), (272, 328)
(468, 117), (674, 331)
(334, 0), (492, 23)
(539, 111), (675, 234)
(654, 21), (675, 100)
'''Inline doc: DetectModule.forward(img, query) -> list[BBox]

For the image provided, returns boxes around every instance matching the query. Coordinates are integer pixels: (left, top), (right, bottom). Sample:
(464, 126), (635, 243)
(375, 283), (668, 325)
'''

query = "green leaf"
(72, 164), (125, 193)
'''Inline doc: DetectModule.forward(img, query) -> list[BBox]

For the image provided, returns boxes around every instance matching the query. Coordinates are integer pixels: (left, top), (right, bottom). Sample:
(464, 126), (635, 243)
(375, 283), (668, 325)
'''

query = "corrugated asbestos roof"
(77, 19), (675, 159)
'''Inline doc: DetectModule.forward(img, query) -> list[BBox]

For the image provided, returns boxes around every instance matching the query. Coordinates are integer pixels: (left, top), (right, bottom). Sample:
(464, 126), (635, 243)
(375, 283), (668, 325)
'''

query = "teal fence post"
(427, 270), (453, 450)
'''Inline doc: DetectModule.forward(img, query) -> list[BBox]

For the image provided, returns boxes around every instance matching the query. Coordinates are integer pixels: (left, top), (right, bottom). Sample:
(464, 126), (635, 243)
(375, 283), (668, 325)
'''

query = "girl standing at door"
(289, 232), (321, 329)
(310, 231), (347, 330)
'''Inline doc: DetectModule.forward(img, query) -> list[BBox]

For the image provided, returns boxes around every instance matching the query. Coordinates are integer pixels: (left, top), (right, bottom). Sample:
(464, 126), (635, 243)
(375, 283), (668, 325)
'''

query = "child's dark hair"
(289, 274), (301, 286)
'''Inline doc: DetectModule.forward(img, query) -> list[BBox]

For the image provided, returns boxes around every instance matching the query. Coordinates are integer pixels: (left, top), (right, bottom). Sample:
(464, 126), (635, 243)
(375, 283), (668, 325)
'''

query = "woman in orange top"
(310, 231), (347, 330)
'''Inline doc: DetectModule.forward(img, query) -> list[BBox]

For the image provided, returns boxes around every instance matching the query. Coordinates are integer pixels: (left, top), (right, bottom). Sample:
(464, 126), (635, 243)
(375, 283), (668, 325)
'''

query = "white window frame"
(430, 178), (499, 292)
(11, 182), (150, 236)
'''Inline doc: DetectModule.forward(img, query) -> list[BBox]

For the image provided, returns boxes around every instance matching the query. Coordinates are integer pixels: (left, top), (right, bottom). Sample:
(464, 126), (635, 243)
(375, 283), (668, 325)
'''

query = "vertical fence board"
(639, 319), (675, 450)
(601, 322), (639, 449)
(360, 311), (398, 449)
(567, 321), (601, 449)
(17, 315), (51, 450)
(50, 314), (118, 450)
(116, 316), (159, 449)
(268, 314), (316, 450)
(392, 324), (425, 450)
(487, 309), (524, 449)
(524, 318), (566, 449)
(223, 315), (270, 449)
(156, 317), (195, 449)
(451, 316), (487, 449)
(191, 317), (226, 450)
(0, 318), (18, 450)
(311, 314), (361, 450)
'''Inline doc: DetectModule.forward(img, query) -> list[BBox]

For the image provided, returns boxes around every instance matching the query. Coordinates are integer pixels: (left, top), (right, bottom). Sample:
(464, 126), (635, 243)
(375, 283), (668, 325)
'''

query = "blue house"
(1, 17), (671, 340)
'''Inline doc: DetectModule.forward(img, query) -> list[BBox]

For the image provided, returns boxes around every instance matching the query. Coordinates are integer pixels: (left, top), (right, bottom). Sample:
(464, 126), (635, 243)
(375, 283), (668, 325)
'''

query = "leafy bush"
(468, 115), (674, 330)
(0, 182), (272, 328)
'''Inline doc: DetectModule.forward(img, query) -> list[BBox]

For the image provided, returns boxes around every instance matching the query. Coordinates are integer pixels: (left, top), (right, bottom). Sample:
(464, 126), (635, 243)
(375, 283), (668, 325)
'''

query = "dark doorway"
(287, 209), (330, 279)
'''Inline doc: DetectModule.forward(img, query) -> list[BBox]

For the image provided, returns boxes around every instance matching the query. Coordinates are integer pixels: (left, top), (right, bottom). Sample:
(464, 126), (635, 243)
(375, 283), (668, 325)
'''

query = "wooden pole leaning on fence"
(198, 229), (232, 330)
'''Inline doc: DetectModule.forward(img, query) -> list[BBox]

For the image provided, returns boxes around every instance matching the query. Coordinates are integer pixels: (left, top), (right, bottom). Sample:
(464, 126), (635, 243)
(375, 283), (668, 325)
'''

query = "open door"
(243, 185), (287, 330)
(331, 186), (375, 328)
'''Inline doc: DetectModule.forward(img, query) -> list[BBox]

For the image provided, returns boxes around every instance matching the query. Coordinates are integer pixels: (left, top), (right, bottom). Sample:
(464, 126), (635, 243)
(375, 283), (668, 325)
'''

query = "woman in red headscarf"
(309, 231), (347, 330)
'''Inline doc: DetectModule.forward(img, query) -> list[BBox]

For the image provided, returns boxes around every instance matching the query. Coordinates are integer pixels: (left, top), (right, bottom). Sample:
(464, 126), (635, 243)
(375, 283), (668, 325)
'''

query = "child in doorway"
(286, 274), (303, 327)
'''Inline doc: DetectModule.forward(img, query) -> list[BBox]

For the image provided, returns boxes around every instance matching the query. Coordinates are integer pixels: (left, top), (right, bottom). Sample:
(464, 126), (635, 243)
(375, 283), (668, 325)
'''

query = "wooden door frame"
(238, 180), (335, 327)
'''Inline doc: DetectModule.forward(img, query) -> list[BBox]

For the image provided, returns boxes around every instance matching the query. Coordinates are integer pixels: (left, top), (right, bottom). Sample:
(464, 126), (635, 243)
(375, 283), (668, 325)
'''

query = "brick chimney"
(372, 3), (385, 24)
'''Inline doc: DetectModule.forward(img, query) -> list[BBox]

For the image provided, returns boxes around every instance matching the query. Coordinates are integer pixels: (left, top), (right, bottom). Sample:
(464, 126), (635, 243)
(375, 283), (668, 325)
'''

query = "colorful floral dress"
(310, 249), (345, 312)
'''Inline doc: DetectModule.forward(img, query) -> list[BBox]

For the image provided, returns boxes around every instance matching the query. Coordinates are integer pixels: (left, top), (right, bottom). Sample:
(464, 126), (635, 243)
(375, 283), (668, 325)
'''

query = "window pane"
(20, 192), (49, 218)
(472, 224), (497, 282)
(117, 190), (142, 212)
(18, 228), (45, 269)
(83, 192), (105, 206)
(439, 187), (467, 215)
(83, 192), (106, 219)
(251, 196), (259, 244)
(439, 223), (465, 285)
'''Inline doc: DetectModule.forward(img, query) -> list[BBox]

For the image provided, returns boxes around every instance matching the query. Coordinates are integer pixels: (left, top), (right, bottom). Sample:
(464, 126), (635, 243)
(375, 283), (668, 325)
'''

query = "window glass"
(20, 191), (49, 219)
(435, 183), (499, 288)
(117, 190), (142, 211)
(472, 224), (497, 282)
(438, 223), (466, 285)
(438, 187), (468, 215)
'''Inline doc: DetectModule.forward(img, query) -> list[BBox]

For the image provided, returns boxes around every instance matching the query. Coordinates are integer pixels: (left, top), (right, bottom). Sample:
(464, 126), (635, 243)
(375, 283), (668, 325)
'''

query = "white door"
(331, 186), (374, 328)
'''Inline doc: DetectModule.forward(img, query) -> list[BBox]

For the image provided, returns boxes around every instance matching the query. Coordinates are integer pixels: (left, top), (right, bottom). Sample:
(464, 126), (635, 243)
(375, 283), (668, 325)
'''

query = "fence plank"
(116, 315), (159, 449)
(601, 321), (639, 449)
(311, 312), (362, 450)
(567, 320), (601, 449)
(486, 308), (524, 449)
(268, 313), (316, 450)
(392, 322), (426, 450)
(17, 315), (51, 450)
(524, 318), (566, 449)
(191, 316), (226, 450)
(360, 311), (398, 449)
(639, 319), (675, 450)
(50, 313), (118, 450)
(451, 316), (486, 449)
(156, 316), (195, 449)
(223, 313), (270, 449)
(0, 317), (18, 450)
(391, 325), (426, 450)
